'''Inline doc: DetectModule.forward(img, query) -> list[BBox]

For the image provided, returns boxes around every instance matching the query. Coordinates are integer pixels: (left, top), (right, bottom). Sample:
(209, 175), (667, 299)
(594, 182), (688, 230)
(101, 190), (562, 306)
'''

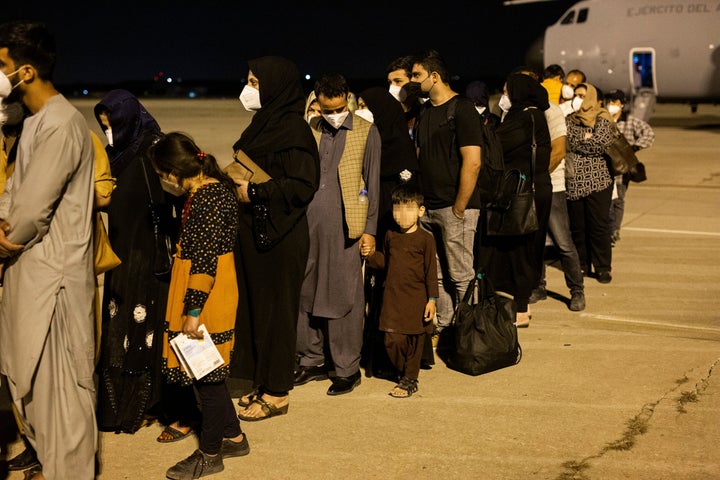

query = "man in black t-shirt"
(409, 50), (484, 336)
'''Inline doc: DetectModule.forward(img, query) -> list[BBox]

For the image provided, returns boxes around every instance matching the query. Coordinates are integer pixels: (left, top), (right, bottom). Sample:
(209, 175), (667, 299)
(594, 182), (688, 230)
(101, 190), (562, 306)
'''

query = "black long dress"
(94, 90), (184, 433)
(479, 75), (552, 313)
(229, 57), (320, 396)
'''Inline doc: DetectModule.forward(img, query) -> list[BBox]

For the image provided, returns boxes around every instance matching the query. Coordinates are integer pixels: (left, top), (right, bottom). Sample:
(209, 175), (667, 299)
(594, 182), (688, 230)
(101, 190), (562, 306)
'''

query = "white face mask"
(354, 108), (374, 123)
(475, 106), (486, 116)
(571, 96), (584, 112)
(607, 104), (622, 115)
(388, 84), (406, 103)
(0, 101), (24, 126)
(322, 111), (349, 129)
(159, 177), (187, 196)
(239, 85), (261, 111)
(105, 128), (114, 147)
(498, 94), (512, 112)
(561, 84), (575, 100)
(0, 68), (23, 99)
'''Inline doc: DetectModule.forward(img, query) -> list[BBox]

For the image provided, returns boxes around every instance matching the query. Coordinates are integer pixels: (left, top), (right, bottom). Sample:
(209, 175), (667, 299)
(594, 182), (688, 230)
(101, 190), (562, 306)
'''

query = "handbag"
(627, 161), (647, 183)
(486, 110), (539, 236)
(436, 272), (522, 376)
(140, 159), (174, 277)
(93, 212), (121, 275)
(605, 126), (640, 176)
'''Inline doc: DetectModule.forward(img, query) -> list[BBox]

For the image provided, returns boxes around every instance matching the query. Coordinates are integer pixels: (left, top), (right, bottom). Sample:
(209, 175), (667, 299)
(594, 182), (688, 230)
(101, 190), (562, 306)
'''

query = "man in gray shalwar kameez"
(295, 73), (381, 396)
(0, 21), (98, 480)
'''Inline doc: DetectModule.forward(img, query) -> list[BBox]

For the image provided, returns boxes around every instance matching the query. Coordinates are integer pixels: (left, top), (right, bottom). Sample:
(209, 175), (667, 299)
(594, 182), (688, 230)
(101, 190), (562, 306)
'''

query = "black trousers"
(567, 183), (613, 274)
(195, 380), (242, 455)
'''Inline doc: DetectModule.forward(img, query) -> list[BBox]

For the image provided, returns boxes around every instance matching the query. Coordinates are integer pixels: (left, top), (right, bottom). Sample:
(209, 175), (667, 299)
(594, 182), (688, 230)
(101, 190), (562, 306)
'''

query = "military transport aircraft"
(512, 0), (720, 114)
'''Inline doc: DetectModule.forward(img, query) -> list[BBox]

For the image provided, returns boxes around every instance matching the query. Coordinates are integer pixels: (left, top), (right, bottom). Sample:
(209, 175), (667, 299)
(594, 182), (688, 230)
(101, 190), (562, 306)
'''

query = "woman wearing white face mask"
(230, 56), (320, 421)
(0, 101), (26, 194)
(92, 90), (198, 440)
(604, 89), (655, 245)
(304, 91), (321, 123)
(565, 83), (616, 284)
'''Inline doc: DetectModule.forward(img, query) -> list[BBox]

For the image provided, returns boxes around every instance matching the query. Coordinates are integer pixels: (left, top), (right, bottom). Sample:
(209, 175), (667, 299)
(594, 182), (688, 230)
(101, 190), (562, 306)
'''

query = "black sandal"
(237, 397), (288, 422)
(389, 377), (418, 398)
(237, 388), (261, 408)
(157, 424), (195, 443)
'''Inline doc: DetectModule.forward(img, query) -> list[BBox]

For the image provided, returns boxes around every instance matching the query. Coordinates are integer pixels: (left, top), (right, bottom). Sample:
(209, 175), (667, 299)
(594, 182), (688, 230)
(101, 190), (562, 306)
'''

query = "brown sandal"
(389, 377), (418, 398)
(237, 397), (288, 422)
(157, 424), (194, 443)
(237, 389), (260, 408)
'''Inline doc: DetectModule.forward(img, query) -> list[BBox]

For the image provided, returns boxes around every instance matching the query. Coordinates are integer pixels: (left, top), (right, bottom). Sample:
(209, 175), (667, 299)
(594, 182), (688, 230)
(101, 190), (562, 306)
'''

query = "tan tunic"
(0, 94), (96, 398)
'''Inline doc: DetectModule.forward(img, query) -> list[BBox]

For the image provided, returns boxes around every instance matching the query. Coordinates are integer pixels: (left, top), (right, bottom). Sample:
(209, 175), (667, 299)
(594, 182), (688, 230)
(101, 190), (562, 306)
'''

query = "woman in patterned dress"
(565, 83), (616, 283)
(149, 132), (248, 479)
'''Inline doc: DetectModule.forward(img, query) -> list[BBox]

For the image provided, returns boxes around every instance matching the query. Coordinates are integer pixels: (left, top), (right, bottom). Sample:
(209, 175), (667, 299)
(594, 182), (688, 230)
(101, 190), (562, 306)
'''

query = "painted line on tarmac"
(624, 227), (720, 237)
(582, 313), (720, 333)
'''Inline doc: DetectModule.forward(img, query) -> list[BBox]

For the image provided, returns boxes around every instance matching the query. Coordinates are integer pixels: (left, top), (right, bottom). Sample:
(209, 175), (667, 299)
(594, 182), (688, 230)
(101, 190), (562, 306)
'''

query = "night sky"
(5, 0), (577, 94)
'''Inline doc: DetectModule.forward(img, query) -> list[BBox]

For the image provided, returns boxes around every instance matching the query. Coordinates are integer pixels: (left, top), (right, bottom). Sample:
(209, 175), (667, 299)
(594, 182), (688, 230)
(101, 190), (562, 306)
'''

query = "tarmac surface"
(1, 100), (719, 480)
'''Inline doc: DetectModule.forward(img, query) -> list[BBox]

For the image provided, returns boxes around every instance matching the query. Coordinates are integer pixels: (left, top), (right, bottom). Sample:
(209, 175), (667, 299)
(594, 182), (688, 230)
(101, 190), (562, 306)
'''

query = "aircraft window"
(577, 8), (589, 23)
(561, 10), (575, 24)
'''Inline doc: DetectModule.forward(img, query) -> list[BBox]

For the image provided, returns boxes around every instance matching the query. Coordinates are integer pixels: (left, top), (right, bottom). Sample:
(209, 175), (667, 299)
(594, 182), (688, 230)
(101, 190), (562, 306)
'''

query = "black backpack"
(446, 97), (506, 206)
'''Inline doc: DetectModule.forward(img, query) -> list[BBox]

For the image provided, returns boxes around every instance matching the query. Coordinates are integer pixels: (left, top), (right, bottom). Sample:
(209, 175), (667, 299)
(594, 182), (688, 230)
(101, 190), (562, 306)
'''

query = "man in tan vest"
(295, 73), (381, 396)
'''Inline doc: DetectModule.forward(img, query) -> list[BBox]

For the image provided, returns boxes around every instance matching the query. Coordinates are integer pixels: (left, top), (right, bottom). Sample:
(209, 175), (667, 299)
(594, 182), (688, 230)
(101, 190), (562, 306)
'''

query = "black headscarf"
(506, 73), (550, 112)
(465, 80), (490, 109)
(358, 87), (418, 178)
(94, 89), (161, 176)
(232, 56), (317, 160)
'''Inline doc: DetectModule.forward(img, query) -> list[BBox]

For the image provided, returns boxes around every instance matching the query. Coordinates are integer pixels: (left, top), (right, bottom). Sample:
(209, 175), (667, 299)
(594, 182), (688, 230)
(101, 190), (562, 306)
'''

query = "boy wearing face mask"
(385, 55), (422, 139)
(294, 73), (381, 396)
(604, 90), (655, 244)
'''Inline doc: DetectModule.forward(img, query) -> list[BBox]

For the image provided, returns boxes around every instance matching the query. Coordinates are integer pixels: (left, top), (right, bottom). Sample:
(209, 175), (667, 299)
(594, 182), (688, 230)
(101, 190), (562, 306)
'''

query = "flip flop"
(237, 397), (288, 422)
(156, 425), (194, 443)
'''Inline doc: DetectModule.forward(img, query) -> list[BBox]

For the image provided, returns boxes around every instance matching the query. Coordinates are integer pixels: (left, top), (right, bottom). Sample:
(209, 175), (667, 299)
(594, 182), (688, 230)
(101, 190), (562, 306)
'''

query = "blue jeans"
(542, 191), (584, 294)
(609, 175), (627, 234)
(419, 207), (479, 330)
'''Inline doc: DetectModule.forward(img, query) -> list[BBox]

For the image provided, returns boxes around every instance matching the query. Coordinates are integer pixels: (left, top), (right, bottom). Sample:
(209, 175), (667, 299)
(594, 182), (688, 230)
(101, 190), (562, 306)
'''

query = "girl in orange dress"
(149, 132), (248, 479)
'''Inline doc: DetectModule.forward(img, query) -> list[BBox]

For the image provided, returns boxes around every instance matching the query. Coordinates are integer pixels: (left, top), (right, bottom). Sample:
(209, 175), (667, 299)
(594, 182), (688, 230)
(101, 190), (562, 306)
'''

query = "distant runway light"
(166, 77), (173, 83)
(189, 91), (197, 98)
(82, 89), (89, 95)
(305, 74), (311, 80)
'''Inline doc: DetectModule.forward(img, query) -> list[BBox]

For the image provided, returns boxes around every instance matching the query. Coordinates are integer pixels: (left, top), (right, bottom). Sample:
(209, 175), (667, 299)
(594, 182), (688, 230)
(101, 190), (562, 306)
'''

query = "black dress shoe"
(327, 371), (361, 396)
(597, 271), (612, 284)
(8, 446), (40, 471)
(293, 364), (328, 386)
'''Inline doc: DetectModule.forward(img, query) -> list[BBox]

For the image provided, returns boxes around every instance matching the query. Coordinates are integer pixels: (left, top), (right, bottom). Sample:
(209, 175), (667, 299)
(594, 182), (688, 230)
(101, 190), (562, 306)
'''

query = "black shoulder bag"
(486, 109), (540, 236)
(140, 159), (174, 278)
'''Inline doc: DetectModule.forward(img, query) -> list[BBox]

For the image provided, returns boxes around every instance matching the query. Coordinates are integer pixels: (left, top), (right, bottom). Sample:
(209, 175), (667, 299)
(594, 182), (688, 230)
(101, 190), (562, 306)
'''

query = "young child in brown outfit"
(363, 184), (438, 397)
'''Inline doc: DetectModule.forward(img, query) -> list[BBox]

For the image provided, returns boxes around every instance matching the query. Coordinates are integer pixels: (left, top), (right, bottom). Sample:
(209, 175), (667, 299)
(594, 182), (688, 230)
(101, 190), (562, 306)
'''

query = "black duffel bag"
(437, 272), (522, 376)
